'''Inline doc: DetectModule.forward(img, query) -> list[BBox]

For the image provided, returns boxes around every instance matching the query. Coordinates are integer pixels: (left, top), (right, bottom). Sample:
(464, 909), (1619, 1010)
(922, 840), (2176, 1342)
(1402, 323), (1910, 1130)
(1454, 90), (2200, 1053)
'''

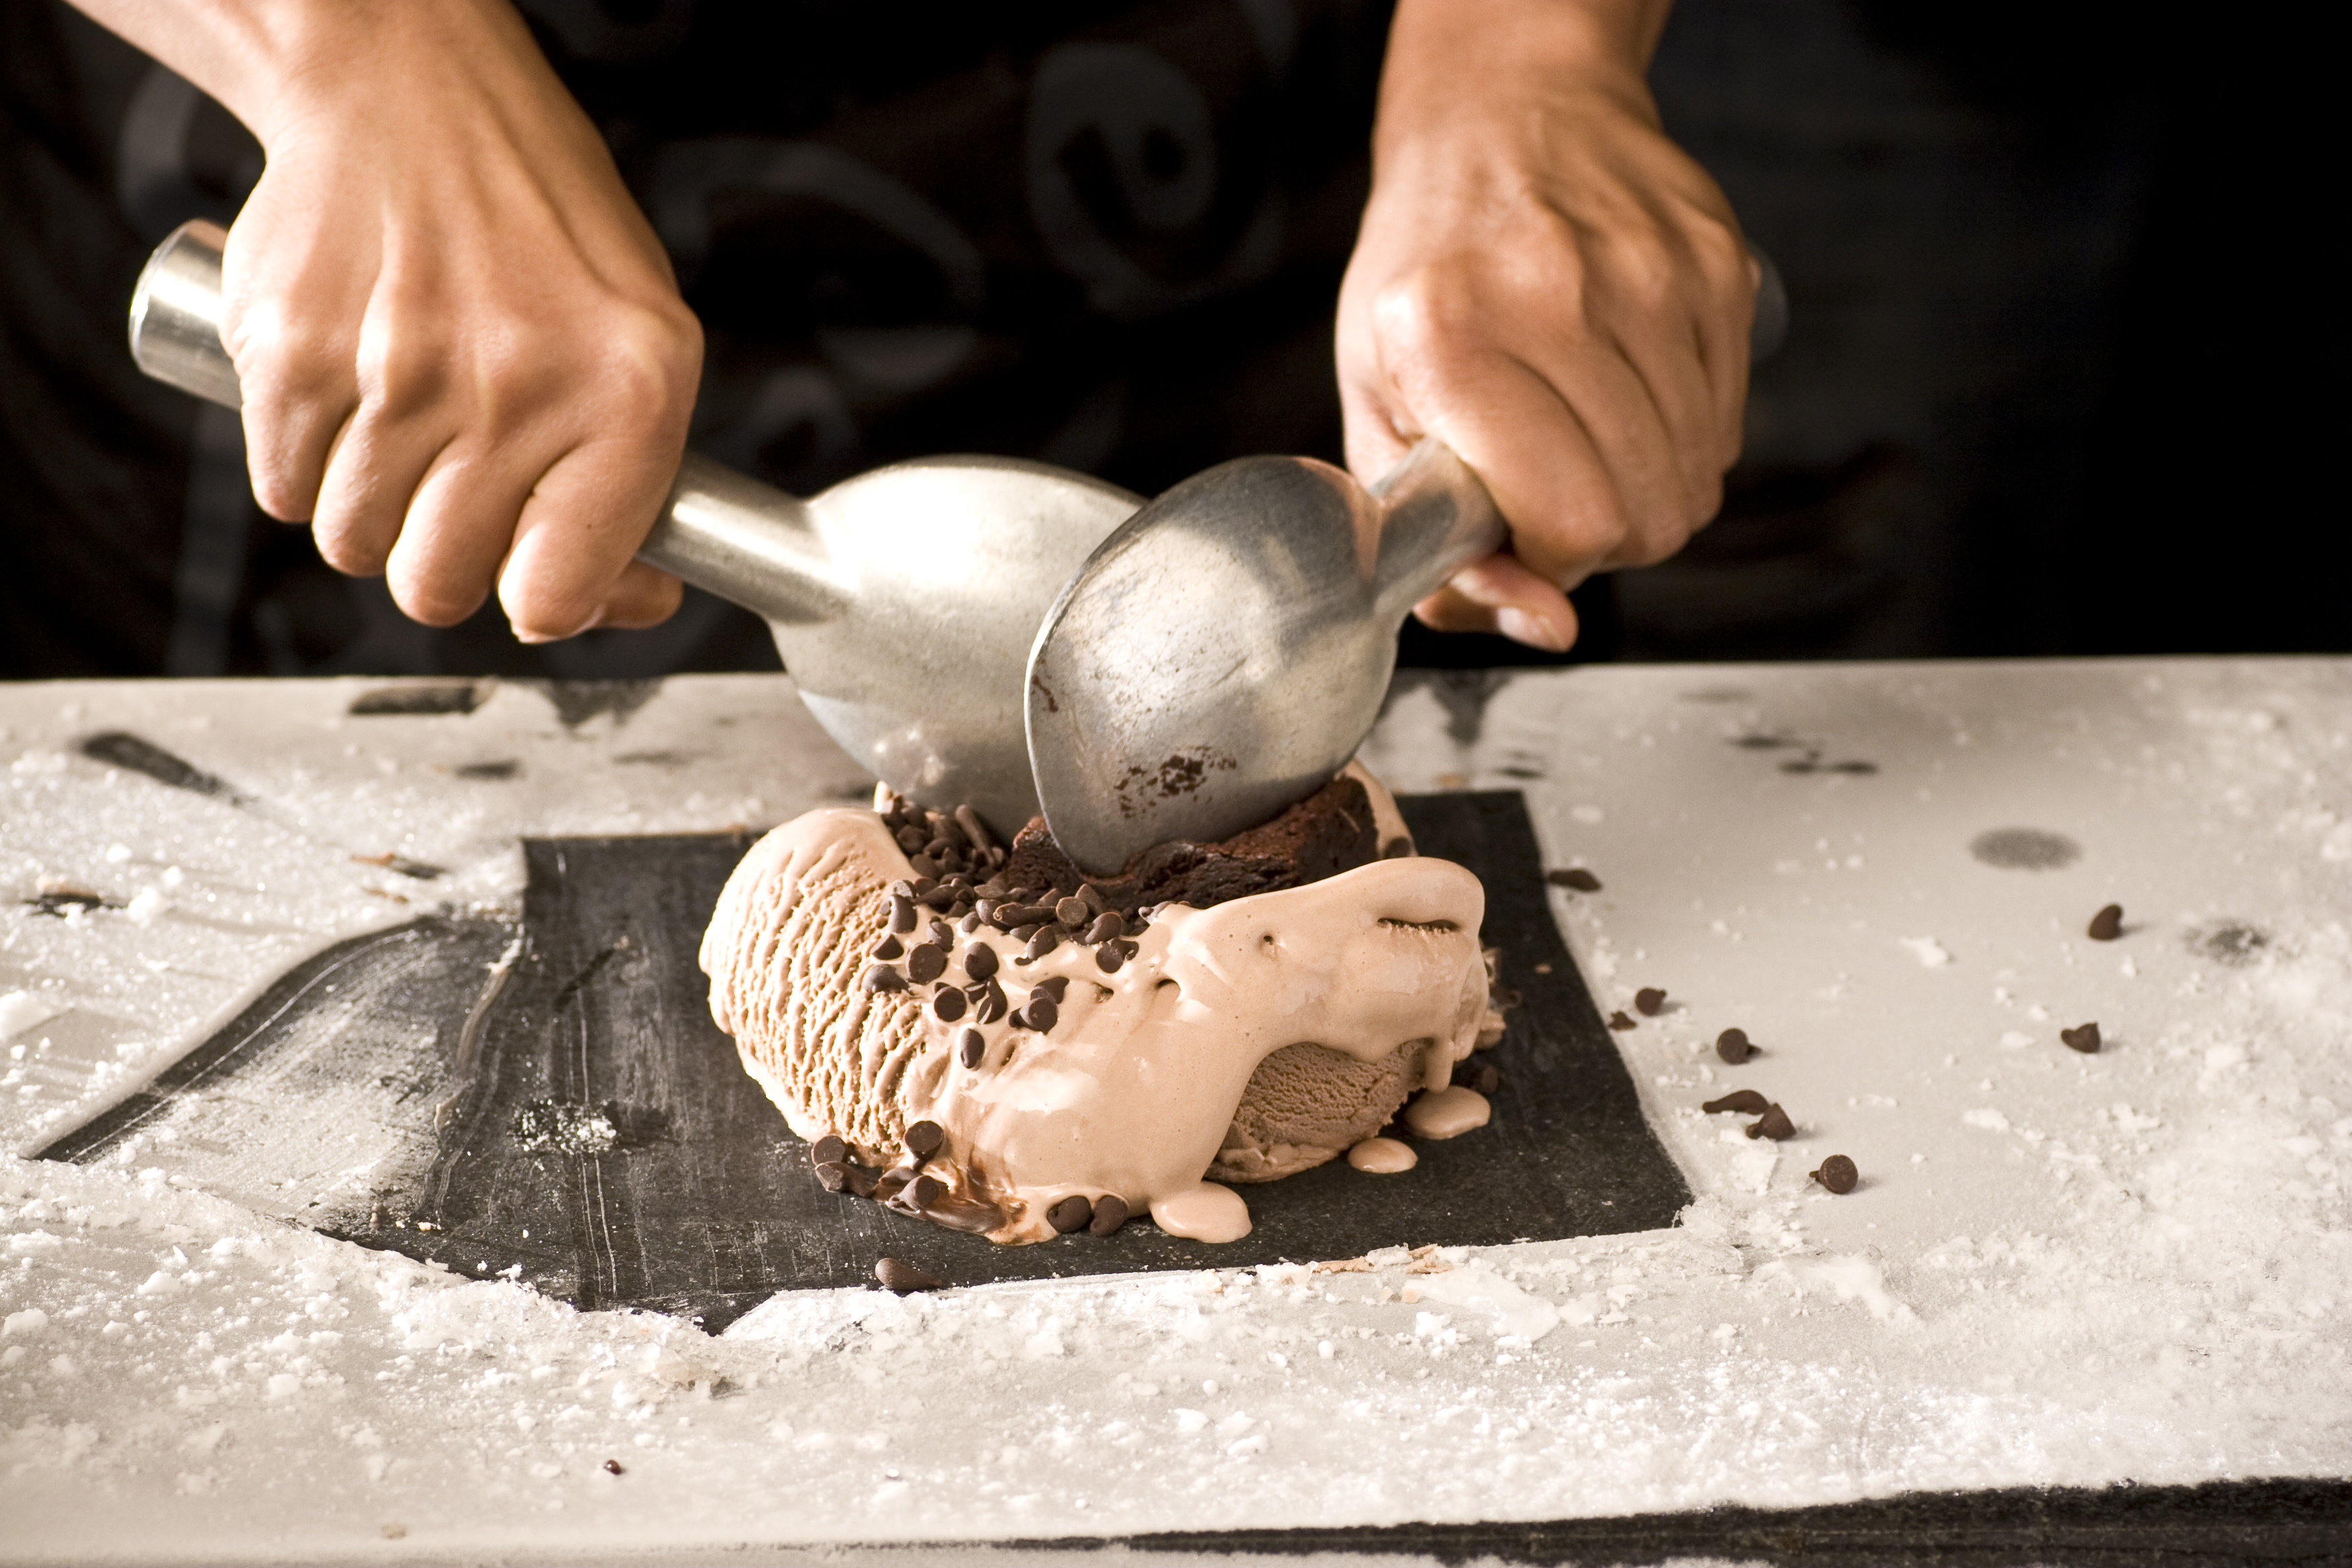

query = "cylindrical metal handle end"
(128, 219), (242, 409)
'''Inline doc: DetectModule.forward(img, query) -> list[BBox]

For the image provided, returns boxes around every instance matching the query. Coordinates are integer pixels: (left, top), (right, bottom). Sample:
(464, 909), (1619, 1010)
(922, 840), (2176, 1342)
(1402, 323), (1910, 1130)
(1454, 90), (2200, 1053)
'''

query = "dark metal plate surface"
(42, 792), (1689, 1331)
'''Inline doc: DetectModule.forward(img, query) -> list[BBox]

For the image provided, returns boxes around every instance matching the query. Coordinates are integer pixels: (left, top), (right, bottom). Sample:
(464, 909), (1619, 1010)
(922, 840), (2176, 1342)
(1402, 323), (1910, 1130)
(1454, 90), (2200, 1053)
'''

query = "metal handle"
(1366, 437), (1510, 620)
(126, 221), (847, 626)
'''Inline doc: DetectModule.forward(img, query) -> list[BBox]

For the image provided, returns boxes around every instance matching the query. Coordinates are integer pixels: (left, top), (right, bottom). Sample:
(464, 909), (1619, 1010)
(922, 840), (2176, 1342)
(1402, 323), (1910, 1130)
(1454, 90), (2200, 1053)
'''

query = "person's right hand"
(85, 0), (701, 639)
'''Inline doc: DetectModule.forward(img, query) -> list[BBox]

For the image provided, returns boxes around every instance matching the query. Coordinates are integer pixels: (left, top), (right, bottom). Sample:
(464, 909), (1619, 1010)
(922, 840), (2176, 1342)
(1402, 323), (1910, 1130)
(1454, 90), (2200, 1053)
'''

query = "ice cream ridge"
(699, 763), (1502, 1244)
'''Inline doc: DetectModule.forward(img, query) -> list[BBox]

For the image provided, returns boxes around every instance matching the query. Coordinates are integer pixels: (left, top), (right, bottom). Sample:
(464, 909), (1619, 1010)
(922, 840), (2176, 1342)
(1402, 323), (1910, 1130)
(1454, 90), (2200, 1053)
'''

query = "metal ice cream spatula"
(1024, 437), (1505, 874)
(129, 222), (1138, 838)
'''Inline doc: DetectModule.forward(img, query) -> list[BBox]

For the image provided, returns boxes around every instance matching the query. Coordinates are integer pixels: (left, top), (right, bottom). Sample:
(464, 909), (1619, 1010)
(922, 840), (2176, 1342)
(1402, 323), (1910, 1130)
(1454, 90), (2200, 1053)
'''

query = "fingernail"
(1497, 607), (1571, 654)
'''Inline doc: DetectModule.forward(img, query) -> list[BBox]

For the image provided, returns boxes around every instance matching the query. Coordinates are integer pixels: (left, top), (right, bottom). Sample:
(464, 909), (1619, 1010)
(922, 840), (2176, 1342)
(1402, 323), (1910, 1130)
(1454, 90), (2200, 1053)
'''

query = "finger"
(219, 223), (370, 525)
(1498, 311), (1692, 571)
(1593, 244), (1733, 536)
(595, 562), (685, 630)
(379, 442), (538, 626)
(1413, 556), (1579, 653)
(498, 434), (681, 642)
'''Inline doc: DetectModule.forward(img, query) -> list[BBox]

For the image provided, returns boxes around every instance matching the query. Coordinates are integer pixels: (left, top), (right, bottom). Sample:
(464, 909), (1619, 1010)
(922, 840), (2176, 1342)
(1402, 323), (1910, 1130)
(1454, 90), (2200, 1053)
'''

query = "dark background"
(2, 0), (2337, 679)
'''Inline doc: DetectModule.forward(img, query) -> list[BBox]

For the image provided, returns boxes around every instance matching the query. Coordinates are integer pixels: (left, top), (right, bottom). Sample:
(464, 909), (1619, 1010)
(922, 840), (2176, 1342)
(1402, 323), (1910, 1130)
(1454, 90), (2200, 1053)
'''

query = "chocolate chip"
(912, 878), (938, 896)
(1745, 1104), (1795, 1140)
(1634, 987), (1667, 1016)
(1381, 836), (1413, 859)
(1047, 1194), (1094, 1233)
(1547, 867), (1603, 892)
(845, 1165), (878, 1199)
(909, 1173), (944, 1210)
(928, 919), (956, 947)
(905, 1120), (944, 1159)
(812, 1134), (848, 1167)
(1608, 1010), (1637, 1030)
(1095, 940), (1126, 974)
(1457, 1062), (1500, 1095)
(974, 898), (1000, 925)
(954, 805), (995, 853)
(1055, 895), (1091, 926)
(874, 1257), (944, 1294)
(1025, 926), (1062, 961)
(2088, 903), (2124, 942)
(889, 879), (916, 899)
(863, 964), (905, 994)
(1035, 977), (1069, 1003)
(873, 1165), (916, 1202)
(1702, 1089), (1771, 1116)
(1088, 1194), (1130, 1236)
(814, 1161), (850, 1193)
(895, 825), (927, 854)
(1810, 1155), (1858, 1194)
(603, 1459), (625, 1475)
(2061, 1022), (2102, 1053)
(1011, 924), (1040, 942)
(973, 978), (1008, 1024)
(964, 943), (999, 981)
(869, 935), (903, 961)
(889, 895), (916, 934)
(959, 912), (983, 935)
(1083, 911), (1124, 944)
(932, 987), (967, 1022)
(1023, 995), (1059, 1033)
(958, 1028), (985, 1069)
(1716, 1027), (1753, 1064)
(906, 942), (946, 983)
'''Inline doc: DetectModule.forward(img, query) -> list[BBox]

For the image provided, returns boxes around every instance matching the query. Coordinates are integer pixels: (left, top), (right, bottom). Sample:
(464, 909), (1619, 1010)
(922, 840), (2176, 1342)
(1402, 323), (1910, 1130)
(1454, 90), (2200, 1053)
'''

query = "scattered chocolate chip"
(932, 987), (967, 1022)
(906, 942), (946, 983)
(905, 1120), (944, 1159)
(1716, 1027), (1753, 1064)
(1088, 1194), (1130, 1236)
(1634, 987), (1667, 1016)
(1023, 995), (1059, 1033)
(1046, 1194), (1094, 1233)
(1546, 867), (1603, 892)
(814, 1161), (850, 1193)
(958, 1028), (985, 1069)
(1025, 926), (1063, 961)
(1055, 895), (1091, 926)
(1095, 940), (1127, 974)
(1810, 1155), (1858, 1194)
(1608, 1010), (1637, 1030)
(964, 942), (999, 981)
(1702, 1089), (1771, 1116)
(2088, 903), (2124, 942)
(873, 1165), (916, 1203)
(954, 805), (995, 853)
(908, 1173), (944, 1210)
(812, 1134), (848, 1167)
(889, 895), (916, 934)
(603, 1459), (625, 1475)
(1745, 1104), (1795, 1140)
(973, 978), (1009, 1024)
(863, 964), (905, 994)
(1084, 911), (1124, 944)
(844, 1165), (878, 1199)
(2061, 1022), (2102, 1053)
(874, 1257), (944, 1294)
(1469, 1063), (1500, 1095)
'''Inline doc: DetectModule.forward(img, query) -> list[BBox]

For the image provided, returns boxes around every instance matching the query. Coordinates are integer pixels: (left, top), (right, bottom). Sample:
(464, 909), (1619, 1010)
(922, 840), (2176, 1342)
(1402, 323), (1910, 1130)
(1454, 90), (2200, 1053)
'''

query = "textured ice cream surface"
(700, 767), (1493, 1244)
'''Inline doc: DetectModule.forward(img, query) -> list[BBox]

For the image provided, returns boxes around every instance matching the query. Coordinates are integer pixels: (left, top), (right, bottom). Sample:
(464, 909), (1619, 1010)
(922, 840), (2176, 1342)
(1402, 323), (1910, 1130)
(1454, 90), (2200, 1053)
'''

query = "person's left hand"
(1336, 0), (1756, 652)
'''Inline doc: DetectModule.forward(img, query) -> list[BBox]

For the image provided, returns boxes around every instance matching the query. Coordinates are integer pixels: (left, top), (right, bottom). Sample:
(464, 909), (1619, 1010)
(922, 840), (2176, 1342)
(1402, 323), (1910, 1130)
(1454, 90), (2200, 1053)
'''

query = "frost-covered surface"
(4, 663), (2350, 1563)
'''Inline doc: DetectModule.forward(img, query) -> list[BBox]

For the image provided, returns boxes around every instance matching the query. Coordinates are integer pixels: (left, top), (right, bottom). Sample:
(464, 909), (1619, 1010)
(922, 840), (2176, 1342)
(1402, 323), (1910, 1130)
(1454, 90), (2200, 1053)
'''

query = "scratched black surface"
(44, 793), (1687, 1331)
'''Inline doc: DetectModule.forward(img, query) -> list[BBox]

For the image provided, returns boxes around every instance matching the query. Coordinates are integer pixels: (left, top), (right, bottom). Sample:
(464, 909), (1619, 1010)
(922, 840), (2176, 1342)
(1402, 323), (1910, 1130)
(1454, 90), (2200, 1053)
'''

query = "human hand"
(1336, 0), (1755, 652)
(85, 0), (702, 639)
